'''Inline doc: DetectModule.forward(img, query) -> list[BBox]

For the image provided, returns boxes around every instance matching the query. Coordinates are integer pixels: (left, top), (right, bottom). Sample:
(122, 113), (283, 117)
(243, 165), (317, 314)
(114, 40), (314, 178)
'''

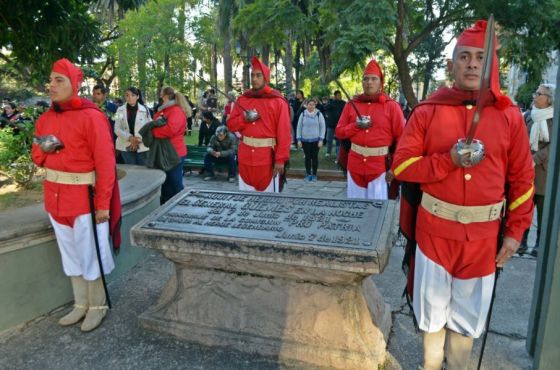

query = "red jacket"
(32, 104), (116, 216)
(335, 99), (404, 182)
(227, 93), (291, 166)
(392, 103), (534, 243)
(152, 104), (187, 158)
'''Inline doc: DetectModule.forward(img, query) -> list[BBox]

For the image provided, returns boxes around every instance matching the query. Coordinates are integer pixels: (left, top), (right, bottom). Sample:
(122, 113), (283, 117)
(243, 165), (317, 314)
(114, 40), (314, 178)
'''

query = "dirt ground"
(0, 173), (43, 211)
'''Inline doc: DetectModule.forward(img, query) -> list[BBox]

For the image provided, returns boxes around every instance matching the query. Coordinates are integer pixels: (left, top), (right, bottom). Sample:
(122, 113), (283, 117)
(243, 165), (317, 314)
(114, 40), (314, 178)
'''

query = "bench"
(183, 144), (230, 175)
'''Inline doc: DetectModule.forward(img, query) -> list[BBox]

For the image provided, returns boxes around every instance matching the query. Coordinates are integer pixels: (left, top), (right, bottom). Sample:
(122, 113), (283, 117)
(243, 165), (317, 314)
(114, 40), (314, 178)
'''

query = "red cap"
(456, 20), (511, 109)
(251, 56), (270, 83)
(364, 59), (384, 92)
(52, 58), (84, 108)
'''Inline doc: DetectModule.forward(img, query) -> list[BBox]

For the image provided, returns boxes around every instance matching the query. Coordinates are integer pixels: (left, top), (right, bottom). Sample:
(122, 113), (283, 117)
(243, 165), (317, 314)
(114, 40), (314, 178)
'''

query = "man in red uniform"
(335, 59), (405, 199)
(227, 57), (291, 192)
(392, 21), (534, 369)
(32, 59), (117, 332)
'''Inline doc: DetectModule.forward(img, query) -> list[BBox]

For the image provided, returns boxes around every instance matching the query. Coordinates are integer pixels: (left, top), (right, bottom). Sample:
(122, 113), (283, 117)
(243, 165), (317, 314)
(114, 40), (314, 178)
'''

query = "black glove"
(151, 115), (168, 127)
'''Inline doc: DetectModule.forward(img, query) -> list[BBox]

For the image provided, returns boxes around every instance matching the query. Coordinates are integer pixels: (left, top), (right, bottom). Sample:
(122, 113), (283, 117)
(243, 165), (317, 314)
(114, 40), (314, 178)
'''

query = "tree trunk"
(392, 0), (418, 107)
(284, 32), (293, 92)
(137, 42), (147, 96)
(211, 43), (218, 86)
(223, 27), (233, 92)
(178, 1), (187, 88)
(261, 45), (270, 66)
(294, 40), (301, 90)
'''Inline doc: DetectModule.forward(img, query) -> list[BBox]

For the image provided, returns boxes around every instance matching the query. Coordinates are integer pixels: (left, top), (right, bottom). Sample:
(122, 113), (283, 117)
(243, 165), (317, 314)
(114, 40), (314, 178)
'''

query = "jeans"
(325, 128), (338, 155)
(120, 150), (147, 166)
(160, 156), (185, 205)
(204, 152), (237, 178)
(302, 141), (319, 176)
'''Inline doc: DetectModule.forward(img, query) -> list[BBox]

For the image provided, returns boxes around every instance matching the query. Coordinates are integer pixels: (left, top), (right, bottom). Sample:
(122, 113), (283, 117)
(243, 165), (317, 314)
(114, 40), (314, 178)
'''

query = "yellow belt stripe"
(394, 156), (423, 176)
(508, 185), (534, 211)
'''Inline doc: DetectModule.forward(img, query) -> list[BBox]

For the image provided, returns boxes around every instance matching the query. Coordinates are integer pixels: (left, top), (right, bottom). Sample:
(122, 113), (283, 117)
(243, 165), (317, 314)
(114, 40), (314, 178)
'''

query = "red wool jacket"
(392, 103), (534, 244)
(335, 98), (404, 185)
(152, 104), (187, 158)
(227, 91), (291, 167)
(32, 102), (116, 217)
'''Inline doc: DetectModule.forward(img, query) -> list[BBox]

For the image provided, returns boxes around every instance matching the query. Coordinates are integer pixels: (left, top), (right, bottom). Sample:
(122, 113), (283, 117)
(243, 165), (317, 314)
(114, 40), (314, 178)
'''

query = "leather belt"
(243, 136), (276, 148)
(45, 169), (95, 185)
(421, 192), (505, 224)
(350, 143), (389, 157)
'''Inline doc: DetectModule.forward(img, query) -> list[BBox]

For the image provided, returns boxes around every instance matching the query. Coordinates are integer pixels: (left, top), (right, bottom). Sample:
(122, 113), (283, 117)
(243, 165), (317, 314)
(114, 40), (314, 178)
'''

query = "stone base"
(139, 265), (391, 369)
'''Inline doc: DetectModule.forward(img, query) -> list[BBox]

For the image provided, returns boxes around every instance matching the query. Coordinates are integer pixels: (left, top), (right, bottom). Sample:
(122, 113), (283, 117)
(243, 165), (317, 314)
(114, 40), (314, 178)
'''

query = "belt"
(243, 136), (277, 148)
(421, 192), (505, 224)
(350, 143), (389, 157)
(45, 169), (95, 185)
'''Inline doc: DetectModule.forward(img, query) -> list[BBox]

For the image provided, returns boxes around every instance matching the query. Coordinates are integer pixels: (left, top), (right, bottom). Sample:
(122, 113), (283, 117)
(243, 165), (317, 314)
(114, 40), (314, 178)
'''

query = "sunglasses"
(533, 92), (551, 98)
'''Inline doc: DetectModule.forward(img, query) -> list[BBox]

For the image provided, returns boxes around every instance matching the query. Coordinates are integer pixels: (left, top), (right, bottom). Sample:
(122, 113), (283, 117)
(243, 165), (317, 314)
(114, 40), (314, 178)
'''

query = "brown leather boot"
(80, 278), (108, 332)
(422, 328), (446, 370)
(445, 329), (474, 370)
(58, 276), (88, 326)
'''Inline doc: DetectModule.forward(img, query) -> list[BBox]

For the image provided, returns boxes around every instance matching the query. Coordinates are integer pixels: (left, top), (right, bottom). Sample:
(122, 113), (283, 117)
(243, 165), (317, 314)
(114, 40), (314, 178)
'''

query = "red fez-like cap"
(251, 56), (270, 83)
(52, 58), (84, 108)
(363, 58), (384, 92)
(455, 20), (511, 109)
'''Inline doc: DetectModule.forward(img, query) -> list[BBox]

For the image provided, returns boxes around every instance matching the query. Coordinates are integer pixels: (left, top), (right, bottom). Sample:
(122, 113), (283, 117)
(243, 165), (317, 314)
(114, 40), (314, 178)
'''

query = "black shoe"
(530, 248), (538, 258)
(517, 244), (529, 256)
(198, 169), (205, 175)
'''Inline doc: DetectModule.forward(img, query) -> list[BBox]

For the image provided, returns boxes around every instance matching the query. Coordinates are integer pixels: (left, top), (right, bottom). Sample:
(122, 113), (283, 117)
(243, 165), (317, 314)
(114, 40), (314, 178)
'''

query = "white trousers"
(49, 214), (115, 281)
(413, 247), (495, 338)
(238, 174), (279, 193)
(347, 172), (388, 200)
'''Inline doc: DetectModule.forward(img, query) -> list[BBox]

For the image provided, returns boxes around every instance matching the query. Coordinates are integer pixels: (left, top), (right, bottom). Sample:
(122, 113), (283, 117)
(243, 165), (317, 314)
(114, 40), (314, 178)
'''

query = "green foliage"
(0, 0), (102, 88)
(515, 81), (539, 109)
(0, 119), (36, 188)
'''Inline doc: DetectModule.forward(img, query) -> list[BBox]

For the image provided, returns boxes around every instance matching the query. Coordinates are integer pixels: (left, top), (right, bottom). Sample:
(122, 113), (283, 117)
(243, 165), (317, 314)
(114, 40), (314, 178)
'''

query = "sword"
(465, 14), (495, 145)
(88, 185), (112, 309)
(334, 80), (364, 120)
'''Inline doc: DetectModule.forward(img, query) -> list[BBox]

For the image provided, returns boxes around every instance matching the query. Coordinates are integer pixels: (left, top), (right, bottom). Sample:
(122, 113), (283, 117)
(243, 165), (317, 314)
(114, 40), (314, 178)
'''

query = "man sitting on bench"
(204, 125), (238, 182)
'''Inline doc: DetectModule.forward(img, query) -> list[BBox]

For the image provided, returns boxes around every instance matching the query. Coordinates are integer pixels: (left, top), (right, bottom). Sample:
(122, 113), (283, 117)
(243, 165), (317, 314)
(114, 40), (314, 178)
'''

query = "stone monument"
(131, 190), (398, 369)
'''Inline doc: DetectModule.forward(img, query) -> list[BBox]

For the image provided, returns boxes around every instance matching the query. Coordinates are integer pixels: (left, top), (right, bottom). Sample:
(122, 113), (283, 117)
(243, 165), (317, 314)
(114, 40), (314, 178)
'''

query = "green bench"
(183, 144), (230, 174)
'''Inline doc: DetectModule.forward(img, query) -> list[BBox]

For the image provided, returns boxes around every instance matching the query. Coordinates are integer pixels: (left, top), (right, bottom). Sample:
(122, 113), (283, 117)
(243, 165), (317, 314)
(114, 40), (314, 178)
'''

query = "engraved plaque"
(142, 190), (387, 250)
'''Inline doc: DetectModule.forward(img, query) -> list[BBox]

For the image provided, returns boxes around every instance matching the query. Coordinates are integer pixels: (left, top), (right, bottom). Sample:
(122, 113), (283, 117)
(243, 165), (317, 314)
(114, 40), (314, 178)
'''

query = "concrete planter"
(0, 165), (165, 333)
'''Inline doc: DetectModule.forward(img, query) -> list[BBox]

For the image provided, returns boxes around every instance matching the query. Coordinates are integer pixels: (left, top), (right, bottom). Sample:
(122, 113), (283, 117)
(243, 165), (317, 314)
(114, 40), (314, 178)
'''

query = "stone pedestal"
(131, 190), (398, 369)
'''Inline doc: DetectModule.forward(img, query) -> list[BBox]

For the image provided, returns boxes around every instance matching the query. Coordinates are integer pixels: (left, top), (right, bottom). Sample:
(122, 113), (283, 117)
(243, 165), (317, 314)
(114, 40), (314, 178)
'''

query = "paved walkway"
(0, 174), (536, 369)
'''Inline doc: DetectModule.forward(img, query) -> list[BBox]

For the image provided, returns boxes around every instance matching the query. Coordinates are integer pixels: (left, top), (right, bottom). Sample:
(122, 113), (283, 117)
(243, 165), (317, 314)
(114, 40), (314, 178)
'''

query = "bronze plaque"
(143, 190), (387, 250)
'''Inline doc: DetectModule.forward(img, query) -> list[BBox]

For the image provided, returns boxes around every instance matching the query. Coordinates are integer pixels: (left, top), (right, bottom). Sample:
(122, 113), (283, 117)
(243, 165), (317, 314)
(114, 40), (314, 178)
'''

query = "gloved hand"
(151, 115), (167, 127)
(355, 115), (372, 129)
(244, 109), (260, 122)
(33, 135), (64, 153)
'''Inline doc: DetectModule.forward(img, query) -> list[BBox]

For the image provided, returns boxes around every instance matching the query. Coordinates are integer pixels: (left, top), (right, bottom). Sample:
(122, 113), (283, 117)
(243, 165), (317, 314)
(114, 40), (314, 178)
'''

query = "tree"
(0, 0), (102, 90)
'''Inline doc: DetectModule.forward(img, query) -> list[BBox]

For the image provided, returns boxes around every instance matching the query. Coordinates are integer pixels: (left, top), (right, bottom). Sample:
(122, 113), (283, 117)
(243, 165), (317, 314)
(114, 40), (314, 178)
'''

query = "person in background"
(114, 87), (151, 165)
(518, 83), (555, 257)
(222, 91), (236, 125)
(185, 95), (196, 136)
(324, 90), (346, 158)
(203, 125), (238, 183)
(92, 84), (121, 162)
(92, 84), (117, 126)
(198, 111), (220, 146)
(151, 86), (191, 204)
(297, 98), (326, 182)
(1, 102), (20, 122)
(290, 90), (305, 146)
